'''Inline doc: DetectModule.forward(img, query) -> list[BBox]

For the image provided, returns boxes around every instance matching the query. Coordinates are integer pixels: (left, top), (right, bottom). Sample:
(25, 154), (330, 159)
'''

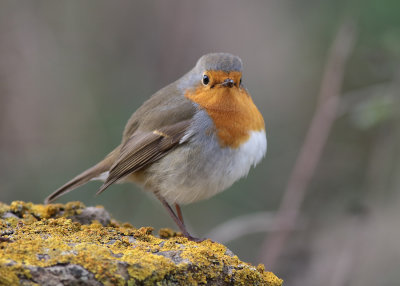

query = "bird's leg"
(175, 203), (184, 225)
(155, 194), (202, 242)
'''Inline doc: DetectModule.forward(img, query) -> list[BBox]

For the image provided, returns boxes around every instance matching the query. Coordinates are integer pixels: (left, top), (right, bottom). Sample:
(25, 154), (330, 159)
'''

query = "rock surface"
(0, 201), (282, 285)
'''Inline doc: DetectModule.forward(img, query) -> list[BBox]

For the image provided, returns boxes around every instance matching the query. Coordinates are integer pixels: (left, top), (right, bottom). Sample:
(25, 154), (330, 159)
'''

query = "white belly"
(148, 129), (267, 204)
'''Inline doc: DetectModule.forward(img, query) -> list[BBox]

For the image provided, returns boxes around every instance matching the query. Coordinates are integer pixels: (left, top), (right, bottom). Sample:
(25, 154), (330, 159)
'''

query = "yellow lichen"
(0, 201), (282, 285)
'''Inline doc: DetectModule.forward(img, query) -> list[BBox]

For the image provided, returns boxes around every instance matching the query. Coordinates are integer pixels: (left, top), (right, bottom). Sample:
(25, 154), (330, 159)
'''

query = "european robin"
(45, 53), (267, 241)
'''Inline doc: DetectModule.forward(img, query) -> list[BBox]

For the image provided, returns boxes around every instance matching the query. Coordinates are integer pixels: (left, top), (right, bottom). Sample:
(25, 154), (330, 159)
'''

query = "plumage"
(45, 53), (267, 241)
(97, 120), (192, 195)
(44, 148), (119, 204)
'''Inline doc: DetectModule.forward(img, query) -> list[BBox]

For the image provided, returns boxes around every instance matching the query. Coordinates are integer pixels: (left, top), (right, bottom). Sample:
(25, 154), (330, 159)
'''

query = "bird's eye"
(202, 74), (210, 85)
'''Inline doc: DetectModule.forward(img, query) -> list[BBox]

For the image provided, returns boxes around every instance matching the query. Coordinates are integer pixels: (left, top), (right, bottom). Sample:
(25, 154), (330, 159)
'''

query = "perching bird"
(45, 53), (267, 241)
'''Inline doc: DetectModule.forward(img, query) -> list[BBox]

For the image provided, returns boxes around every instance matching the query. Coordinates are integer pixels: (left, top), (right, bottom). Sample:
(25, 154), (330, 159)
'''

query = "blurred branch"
(260, 19), (357, 268)
(206, 212), (274, 243)
(327, 71), (400, 286)
(207, 212), (302, 244)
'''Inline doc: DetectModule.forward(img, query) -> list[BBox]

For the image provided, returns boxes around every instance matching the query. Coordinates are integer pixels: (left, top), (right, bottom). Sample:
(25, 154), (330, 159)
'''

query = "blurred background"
(1, 1), (399, 285)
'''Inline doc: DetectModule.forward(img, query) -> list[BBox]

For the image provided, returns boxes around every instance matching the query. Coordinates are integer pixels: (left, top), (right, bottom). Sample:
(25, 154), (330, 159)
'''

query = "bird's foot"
(184, 234), (206, 242)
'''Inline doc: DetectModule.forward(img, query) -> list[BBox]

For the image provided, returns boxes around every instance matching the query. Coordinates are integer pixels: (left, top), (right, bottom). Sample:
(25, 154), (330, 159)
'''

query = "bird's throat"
(185, 86), (265, 148)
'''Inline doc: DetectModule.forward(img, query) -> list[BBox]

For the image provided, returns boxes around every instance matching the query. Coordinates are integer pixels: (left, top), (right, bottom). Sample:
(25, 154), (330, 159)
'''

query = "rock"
(0, 201), (282, 286)
(69, 206), (111, 227)
(26, 264), (101, 286)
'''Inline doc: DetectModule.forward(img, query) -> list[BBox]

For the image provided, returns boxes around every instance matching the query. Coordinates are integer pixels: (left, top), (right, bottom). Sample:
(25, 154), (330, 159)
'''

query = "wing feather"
(96, 119), (192, 194)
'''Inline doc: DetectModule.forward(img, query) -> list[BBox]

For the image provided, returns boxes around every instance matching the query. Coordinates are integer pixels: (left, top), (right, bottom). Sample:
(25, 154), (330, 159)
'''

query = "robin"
(45, 53), (267, 241)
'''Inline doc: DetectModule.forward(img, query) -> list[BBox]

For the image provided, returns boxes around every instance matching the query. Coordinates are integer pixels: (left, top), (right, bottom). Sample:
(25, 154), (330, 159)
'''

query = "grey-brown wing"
(96, 119), (192, 195)
(122, 83), (196, 142)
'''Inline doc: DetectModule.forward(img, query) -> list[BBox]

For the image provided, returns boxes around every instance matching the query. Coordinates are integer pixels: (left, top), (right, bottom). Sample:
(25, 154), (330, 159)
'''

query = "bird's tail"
(44, 148), (119, 204)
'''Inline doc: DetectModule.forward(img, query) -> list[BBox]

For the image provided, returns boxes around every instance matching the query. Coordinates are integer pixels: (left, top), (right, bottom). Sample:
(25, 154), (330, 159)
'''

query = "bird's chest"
(185, 85), (265, 149)
(191, 127), (267, 193)
(148, 110), (267, 204)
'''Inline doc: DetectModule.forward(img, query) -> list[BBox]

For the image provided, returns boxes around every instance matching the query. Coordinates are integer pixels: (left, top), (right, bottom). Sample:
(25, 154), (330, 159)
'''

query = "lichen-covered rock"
(0, 201), (282, 286)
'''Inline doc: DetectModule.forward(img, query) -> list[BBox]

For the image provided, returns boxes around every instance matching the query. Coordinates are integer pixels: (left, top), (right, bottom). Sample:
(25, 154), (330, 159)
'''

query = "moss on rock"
(0, 201), (282, 285)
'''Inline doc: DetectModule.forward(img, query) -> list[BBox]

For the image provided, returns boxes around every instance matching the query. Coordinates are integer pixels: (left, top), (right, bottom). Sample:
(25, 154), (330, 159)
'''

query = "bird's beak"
(221, 78), (235, 88)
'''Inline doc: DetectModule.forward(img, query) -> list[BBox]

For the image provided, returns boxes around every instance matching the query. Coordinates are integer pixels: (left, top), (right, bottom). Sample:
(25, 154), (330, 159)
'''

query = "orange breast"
(185, 73), (264, 148)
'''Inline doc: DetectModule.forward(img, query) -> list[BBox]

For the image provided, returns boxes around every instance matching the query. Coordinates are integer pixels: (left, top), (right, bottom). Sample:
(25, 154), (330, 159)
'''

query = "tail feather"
(45, 148), (119, 204)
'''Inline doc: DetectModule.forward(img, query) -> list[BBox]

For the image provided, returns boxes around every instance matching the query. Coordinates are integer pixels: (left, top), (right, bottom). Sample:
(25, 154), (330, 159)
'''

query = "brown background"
(1, 1), (399, 285)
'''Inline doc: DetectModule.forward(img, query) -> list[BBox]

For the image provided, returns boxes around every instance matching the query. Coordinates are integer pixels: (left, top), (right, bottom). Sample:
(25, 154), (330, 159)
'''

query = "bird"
(45, 53), (267, 241)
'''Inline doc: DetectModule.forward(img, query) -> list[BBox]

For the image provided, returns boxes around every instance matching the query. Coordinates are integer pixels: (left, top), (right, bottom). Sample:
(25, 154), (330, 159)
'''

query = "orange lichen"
(0, 201), (282, 285)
